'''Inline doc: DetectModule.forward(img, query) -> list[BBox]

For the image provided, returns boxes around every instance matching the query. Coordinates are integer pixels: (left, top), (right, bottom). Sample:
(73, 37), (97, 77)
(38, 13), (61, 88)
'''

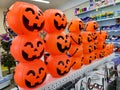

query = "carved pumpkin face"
(85, 21), (98, 32)
(69, 33), (82, 45)
(68, 18), (84, 33)
(83, 53), (94, 65)
(14, 60), (47, 89)
(91, 32), (97, 41)
(81, 32), (93, 43)
(97, 42), (106, 50)
(10, 36), (44, 62)
(46, 55), (71, 77)
(71, 55), (83, 70)
(6, 2), (44, 35)
(44, 32), (71, 55)
(98, 50), (105, 58)
(97, 31), (108, 42)
(83, 43), (94, 54)
(44, 9), (67, 33)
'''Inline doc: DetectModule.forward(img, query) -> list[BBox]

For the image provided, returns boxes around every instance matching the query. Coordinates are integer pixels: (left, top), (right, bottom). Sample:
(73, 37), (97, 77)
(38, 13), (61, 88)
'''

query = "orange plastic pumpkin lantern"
(6, 2), (44, 35)
(71, 55), (83, 70)
(46, 55), (71, 77)
(68, 18), (84, 33)
(85, 21), (99, 32)
(10, 35), (44, 62)
(83, 53), (94, 65)
(81, 32), (93, 44)
(44, 32), (71, 55)
(44, 9), (67, 33)
(97, 31), (108, 42)
(97, 42), (106, 50)
(83, 43), (94, 54)
(14, 60), (47, 89)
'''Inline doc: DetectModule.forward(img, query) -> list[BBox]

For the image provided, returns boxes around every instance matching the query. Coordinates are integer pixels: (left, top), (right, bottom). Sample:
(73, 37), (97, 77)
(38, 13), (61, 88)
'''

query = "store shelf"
(106, 29), (120, 32)
(75, 1), (120, 16)
(37, 53), (115, 90)
(106, 41), (120, 44)
(96, 16), (120, 22)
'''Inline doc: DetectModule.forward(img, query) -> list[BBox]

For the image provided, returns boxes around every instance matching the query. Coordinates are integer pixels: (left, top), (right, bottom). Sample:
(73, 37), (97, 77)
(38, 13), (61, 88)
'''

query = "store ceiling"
(0, 0), (69, 11)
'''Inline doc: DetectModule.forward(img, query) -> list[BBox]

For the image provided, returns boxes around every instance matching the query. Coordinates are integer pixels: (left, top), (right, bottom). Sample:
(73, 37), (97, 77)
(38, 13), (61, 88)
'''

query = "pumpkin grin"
(25, 73), (46, 88)
(22, 49), (44, 61)
(56, 68), (70, 76)
(54, 20), (67, 30)
(57, 42), (71, 53)
(23, 15), (44, 31)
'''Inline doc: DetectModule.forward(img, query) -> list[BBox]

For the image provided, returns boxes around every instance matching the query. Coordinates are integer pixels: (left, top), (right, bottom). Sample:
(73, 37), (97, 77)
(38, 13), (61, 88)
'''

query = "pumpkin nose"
(34, 48), (38, 51)
(65, 66), (67, 68)
(65, 40), (67, 43)
(62, 18), (64, 21)
(36, 76), (39, 79)
(36, 16), (39, 20)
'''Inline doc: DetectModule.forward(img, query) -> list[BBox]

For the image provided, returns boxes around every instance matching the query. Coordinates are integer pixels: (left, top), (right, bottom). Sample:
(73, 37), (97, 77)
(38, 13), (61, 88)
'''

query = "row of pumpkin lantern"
(6, 1), (114, 89)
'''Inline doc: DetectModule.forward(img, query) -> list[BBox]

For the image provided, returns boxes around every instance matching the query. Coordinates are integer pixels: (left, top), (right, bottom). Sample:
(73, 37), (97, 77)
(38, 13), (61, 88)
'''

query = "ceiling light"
(32, 0), (50, 4)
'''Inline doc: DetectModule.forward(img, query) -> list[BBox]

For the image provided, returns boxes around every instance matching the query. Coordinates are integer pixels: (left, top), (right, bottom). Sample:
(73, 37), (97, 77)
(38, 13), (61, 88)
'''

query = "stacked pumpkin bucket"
(6, 1), (114, 90)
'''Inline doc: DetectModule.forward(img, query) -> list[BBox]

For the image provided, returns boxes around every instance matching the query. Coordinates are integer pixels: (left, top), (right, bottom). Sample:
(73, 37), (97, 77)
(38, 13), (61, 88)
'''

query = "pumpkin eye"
(37, 41), (42, 47)
(27, 70), (35, 76)
(58, 61), (64, 65)
(25, 8), (35, 14)
(57, 36), (64, 40)
(66, 59), (70, 64)
(24, 42), (33, 48)
(55, 13), (61, 17)
(38, 11), (43, 16)
(39, 68), (44, 74)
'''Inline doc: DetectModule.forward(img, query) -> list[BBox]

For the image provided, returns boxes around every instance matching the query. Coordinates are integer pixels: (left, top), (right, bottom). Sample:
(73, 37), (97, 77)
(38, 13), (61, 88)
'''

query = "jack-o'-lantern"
(71, 55), (83, 70)
(6, 2), (44, 35)
(46, 55), (71, 77)
(94, 42), (98, 50)
(69, 44), (83, 57)
(98, 50), (105, 58)
(85, 21), (99, 32)
(97, 31), (108, 42)
(81, 32), (93, 44)
(91, 32), (97, 41)
(14, 60), (47, 89)
(83, 53), (94, 65)
(69, 33), (82, 45)
(105, 44), (114, 55)
(44, 9), (67, 33)
(44, 32), (71, 55)
(68, 18), (84, 33)
(93, 51), (99, 60)
(97, 42), (106, 50)
(83, 43), (94, 54)
(10, 35), (44, 62)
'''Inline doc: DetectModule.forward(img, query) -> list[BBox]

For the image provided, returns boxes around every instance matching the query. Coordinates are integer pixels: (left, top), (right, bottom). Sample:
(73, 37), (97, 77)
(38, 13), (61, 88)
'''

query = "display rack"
(37, 53), (115, 90)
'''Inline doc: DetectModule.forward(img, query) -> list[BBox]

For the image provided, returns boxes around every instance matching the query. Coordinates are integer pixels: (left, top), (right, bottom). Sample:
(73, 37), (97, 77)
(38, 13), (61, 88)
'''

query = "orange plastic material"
(68, 18), (84, 33)
(10, 35), (44, 62)
(85, 21), (99, 32)
(44, 32), (71, 55)
(71, 55), (83, 70)
(6, 2), (44, 35)
(14, 60), (47, 89)
(46, 55), (71, 77)
(43, 9), (67, 33)
(97, 31), (108, 42)
(97, 50), (105, 58)
(83, 53), (94, 65)
(81, 32), (93, 44)
(69, 44), (83, 57)
(97, 42), (106, 50)
(83, 42), (94, 54)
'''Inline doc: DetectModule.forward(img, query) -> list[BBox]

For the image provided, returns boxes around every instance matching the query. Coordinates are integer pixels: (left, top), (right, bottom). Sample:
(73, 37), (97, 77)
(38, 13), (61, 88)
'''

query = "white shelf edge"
(106, 41), (120, 44)
(37, 53), (115, 90)
(106, 29), (120, 32)
(75, 1), (120, 16)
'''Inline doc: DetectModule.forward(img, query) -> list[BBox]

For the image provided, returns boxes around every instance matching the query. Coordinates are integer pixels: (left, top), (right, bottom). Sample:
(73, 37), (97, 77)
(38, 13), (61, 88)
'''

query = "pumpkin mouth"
(79, 24), (83, 30)
(94, 25), (98, 30)
(57, 68), (70, 76)
(25, 73), (46, 88)
(22, 49), (44, 61)
(57, 42), (71, 53)
(70, 36), (81, 45)
(23, 15), (44, 31)
(54, 20), (67, 30)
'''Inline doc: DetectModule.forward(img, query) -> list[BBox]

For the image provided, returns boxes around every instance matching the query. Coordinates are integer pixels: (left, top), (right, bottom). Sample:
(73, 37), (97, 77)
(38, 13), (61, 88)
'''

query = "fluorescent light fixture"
(32, 0), (50, 4)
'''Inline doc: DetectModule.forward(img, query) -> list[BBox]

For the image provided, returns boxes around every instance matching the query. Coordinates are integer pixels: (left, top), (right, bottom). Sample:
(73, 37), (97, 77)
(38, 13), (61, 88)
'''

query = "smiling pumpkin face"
(44, 9), (67, 33)
(46, 55), (71, 77)
(44, 32), (71, 55)
(6, 2), (44, 35)
(14, 60), (47, 89)
(10, 36), (44, 62)
(68, 18), (84, 33)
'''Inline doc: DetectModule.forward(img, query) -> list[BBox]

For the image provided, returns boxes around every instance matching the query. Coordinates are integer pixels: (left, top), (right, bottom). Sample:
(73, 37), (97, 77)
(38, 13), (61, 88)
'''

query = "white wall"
(0, 8), (6, 34)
